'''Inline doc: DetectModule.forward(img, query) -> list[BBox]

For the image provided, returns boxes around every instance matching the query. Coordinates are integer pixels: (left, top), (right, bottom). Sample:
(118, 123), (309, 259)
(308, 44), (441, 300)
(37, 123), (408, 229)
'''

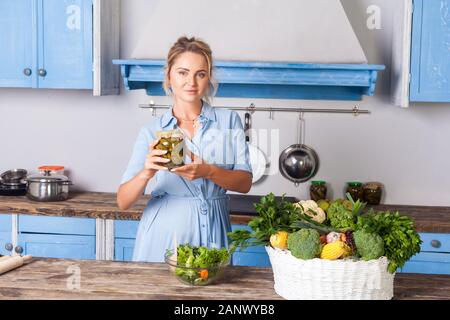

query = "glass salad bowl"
(164, 246), (231, 286)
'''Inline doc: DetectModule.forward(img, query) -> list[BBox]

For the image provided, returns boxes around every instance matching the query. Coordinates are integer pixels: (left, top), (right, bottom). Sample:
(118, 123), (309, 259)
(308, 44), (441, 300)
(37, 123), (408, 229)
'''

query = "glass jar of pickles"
(346, 182), (364, 202)
(155, 129), (185, 169)
(363, 182), (383, 205)
(309, 180), (327, 201)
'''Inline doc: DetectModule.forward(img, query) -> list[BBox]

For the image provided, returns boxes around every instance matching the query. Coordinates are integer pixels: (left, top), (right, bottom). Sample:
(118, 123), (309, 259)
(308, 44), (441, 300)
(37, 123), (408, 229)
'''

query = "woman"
(117, 36), (253, 262)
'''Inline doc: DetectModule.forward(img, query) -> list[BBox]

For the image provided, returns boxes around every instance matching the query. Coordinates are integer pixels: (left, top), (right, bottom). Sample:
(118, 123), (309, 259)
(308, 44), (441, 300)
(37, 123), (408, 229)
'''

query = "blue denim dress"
(120, 101), (252, 262)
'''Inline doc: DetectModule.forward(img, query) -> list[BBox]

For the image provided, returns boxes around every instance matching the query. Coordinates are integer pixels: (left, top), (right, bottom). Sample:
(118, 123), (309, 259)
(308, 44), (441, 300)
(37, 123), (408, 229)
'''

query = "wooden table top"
(0, 258), (448, 300)
(0, 192), (449, 232)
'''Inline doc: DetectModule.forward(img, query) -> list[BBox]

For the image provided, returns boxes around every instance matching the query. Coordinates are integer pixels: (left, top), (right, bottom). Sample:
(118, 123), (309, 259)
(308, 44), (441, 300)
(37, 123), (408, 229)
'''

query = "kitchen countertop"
(0, 258), (449, 300)
(0, 192), (449, 232)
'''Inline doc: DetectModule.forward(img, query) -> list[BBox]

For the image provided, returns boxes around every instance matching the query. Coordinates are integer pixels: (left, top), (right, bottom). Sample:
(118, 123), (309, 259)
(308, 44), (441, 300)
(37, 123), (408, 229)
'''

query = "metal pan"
(244, 112), (267, 184)
(279, 113), (319, 186)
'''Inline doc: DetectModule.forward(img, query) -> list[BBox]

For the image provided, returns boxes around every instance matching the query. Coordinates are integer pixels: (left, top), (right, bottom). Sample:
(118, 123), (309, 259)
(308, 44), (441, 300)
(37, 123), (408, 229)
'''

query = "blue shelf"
(113, 59), (385, 101)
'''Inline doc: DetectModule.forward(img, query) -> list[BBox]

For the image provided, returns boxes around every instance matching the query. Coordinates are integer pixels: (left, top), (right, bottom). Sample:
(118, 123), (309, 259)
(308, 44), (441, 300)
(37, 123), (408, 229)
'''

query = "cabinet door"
(410, 0), (450, 102)
(115, 238), (136, 262)
(0, 0), (36, 88)
(37, 0), (93, 89)
(0, 215), (12, 256)
(18, 233), (96, 259)
(114, 220), (139, 261)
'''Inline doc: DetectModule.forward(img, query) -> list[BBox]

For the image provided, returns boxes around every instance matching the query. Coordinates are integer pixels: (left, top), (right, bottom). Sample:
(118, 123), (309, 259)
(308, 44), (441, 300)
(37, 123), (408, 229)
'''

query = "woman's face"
(168, 51), (210, 104)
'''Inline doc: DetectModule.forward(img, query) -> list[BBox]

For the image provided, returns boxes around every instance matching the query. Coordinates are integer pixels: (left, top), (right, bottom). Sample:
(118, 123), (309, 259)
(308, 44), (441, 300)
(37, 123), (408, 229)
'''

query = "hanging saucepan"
(279, 113), (319, 186)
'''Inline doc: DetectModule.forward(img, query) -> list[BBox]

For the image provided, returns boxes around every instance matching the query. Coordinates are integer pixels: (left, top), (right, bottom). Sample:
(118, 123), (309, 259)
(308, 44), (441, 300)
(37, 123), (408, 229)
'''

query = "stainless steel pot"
(25, 170), (72, 201)
(279, 113), (319, 186)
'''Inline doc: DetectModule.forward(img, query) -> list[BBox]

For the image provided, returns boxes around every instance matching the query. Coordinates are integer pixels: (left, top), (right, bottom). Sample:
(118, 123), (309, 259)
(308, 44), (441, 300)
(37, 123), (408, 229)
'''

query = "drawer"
(400, 252), (450, 275)
(18, 233), (96, 260)
(18, 215), (95, 236)
(0, 214), (11, 232)
(419, 233), (450, 253)
(114, 220), (139, 239)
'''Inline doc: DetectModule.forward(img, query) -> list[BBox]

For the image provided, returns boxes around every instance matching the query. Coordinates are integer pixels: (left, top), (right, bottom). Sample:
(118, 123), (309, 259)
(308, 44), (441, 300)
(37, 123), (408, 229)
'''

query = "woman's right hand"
(141, 140), (170, 178)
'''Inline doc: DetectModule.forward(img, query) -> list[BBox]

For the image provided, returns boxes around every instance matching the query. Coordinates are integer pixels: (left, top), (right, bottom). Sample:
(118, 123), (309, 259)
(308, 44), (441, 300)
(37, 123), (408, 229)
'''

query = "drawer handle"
(23, 68), (32, 76)
(431, 240), (441, 248)
(5, 243), (13, 252)
(15, 246), (24, 254)
(38, 69), (47, 77)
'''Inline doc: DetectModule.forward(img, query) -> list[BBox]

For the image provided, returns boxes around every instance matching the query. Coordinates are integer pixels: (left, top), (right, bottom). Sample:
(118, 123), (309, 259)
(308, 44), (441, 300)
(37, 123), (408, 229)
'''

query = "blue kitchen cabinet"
(0, 0), (35, 87)
(231, 225), (271, 267)
(0, 214), (12, 256)
(17, 215), (96, 260)
(410, 0), (450, 102)
(114, 220), (139, 261)
(399, 232), (450, 275)
(0, 0), (93, 89)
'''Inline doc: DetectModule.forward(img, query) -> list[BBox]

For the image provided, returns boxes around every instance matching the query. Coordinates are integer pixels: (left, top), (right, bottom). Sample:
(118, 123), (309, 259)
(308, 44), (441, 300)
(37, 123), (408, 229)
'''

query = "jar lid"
(38, 165), (65, 171)
(27, 170), (69, 183)
(347, 181), (363, 187)
(363, 182), (383, 189)
(311, 180), (326, 185)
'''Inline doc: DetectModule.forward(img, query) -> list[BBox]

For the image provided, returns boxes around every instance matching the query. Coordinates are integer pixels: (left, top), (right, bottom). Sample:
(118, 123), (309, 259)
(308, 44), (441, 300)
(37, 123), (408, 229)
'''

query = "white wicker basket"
(266, 246), (395, 300)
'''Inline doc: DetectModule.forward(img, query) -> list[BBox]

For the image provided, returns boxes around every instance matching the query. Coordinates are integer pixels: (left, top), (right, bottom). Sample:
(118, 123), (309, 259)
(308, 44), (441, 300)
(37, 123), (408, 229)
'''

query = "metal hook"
(147, 100), (156, 117)
(248, 103), (256, 115)
(269, 107), (274, 120)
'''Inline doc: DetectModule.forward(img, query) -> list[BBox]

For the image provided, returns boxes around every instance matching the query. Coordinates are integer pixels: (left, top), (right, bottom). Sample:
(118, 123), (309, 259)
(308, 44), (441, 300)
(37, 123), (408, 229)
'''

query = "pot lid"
(0, 169), (28, 183)
(27, 170), (69, 183)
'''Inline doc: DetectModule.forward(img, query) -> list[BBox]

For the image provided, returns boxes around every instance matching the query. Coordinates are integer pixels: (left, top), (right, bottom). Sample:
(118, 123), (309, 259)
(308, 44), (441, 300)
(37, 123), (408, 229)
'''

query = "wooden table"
(0, 258), (449, 300)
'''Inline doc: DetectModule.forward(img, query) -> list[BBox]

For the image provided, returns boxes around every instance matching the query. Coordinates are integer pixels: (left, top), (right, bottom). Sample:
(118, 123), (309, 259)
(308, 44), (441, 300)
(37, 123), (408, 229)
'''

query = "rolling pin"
(0, 255), (33, 275)
(0, 256), (12, 262)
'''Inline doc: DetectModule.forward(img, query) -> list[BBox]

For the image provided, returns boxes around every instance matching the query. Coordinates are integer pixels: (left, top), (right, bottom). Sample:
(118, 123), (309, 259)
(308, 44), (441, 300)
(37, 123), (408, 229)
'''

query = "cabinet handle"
(431, 240), (441, 248)
(4, 243), (13, 252)
(38, 69), (47, 77)
(23, 68), (32, 76)
(14, 246), (24, 254)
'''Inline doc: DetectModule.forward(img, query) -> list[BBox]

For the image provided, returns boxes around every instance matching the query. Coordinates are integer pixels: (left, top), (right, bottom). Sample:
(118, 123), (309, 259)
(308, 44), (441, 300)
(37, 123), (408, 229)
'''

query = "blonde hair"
(163, 36), (218, 105)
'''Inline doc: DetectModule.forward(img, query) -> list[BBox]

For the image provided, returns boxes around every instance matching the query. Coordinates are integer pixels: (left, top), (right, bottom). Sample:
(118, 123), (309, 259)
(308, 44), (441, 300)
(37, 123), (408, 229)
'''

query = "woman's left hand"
(170, 153), (212, 180)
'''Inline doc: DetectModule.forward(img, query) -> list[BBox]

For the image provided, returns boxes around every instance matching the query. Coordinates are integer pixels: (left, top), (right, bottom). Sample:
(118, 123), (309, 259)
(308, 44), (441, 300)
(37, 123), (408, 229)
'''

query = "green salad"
(166, 244), (231, 285)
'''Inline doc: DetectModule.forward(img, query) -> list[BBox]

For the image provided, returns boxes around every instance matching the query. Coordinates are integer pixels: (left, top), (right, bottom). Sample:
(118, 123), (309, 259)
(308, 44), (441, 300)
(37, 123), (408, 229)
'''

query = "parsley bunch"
(356, 210), (422, 273)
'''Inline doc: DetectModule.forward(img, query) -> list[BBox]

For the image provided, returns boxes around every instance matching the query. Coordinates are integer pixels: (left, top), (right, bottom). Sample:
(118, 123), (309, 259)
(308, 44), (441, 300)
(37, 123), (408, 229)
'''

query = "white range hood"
(114, 0), (384, 100)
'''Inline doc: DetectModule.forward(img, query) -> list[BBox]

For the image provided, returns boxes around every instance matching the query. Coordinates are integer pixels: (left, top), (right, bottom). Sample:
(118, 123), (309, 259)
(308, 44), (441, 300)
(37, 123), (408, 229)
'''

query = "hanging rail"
(138, 102), (370, 116)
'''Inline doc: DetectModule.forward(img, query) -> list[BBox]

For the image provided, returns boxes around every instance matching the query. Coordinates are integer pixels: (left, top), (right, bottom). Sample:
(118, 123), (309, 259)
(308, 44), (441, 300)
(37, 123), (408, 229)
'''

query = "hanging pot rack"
(138, 102), (369, 118)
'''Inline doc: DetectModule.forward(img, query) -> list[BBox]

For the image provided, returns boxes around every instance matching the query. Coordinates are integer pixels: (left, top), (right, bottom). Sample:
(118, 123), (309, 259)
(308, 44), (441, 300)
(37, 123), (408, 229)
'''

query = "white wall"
(1, 0), (449, 206)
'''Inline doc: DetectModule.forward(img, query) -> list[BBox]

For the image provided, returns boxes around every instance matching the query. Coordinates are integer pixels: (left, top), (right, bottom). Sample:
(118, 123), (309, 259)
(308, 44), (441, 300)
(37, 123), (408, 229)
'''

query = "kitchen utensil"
(244, 112), (267, 184)
(0, 255), (32, 275)
(0, 182), (27, 196)
(25, 170), (73, 201)
(279, 113), (319, 186)
(0, 169), (27, 183)
(0, 256), (11, 262)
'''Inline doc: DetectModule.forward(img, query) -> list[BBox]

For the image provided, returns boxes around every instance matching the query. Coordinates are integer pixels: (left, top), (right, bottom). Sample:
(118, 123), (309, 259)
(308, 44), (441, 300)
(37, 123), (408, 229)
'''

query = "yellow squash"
(320, 241), (349, 260)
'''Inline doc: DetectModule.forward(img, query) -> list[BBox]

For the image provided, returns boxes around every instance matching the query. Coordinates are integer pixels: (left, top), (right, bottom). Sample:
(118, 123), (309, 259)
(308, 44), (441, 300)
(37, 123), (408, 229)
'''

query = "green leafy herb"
(356, 210), (422, 273)
(227, 193), (299, 249)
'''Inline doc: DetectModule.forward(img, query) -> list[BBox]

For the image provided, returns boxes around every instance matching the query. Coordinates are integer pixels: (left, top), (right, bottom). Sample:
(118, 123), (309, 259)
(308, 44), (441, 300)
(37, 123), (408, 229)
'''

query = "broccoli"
(353, 230), (385, 261)
(326, 200), (356, 230)
(287, 229), (322, 260)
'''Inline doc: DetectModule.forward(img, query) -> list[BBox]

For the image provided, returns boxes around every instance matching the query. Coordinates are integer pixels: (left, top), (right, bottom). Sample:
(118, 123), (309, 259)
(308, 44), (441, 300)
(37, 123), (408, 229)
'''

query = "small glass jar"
(155, 129), (185, 169)
(346, 182), (364, 202)
(363, 182), (383, 205)
(309, 180), (327, 201)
